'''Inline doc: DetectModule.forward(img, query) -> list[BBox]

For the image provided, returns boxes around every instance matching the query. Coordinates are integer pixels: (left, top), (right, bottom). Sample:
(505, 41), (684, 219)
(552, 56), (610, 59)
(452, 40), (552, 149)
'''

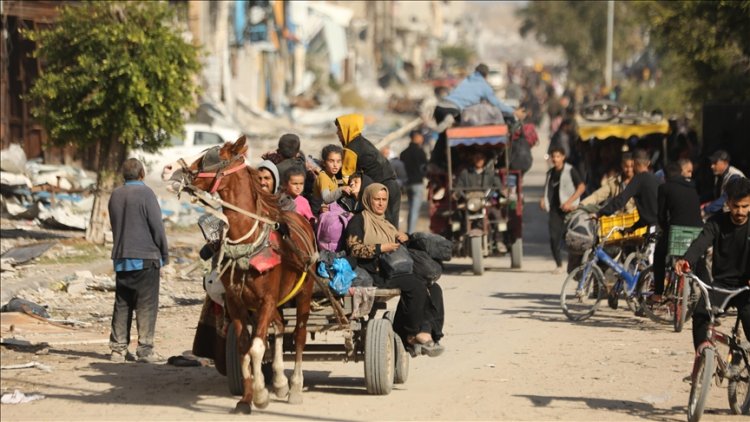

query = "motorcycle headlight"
(467, 197), (483, 212)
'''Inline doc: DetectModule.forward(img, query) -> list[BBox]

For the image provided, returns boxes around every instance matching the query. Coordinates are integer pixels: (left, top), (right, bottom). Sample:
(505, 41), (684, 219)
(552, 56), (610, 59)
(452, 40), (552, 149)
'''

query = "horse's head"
(166, 136), (249, 194)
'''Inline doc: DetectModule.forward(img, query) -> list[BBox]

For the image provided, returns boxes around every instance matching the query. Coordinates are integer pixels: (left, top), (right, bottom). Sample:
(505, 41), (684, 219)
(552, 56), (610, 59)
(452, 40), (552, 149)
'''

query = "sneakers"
(110, 350), (135, 363)
(137, 352), (166, 364)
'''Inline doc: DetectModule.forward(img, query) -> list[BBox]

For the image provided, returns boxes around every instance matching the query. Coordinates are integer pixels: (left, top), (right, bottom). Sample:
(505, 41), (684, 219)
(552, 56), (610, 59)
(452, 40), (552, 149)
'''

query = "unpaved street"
(0, 139), (734, 422)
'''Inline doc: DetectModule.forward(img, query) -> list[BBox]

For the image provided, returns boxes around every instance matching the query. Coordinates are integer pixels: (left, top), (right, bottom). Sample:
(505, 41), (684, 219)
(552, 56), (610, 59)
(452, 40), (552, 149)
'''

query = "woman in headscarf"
(344, 183), (444, 356)
(335, 114), (402, 228)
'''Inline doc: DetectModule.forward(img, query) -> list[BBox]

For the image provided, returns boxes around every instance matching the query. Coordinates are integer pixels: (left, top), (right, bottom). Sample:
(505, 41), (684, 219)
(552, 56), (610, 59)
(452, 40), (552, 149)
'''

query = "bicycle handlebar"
(684, 272), (750, 317)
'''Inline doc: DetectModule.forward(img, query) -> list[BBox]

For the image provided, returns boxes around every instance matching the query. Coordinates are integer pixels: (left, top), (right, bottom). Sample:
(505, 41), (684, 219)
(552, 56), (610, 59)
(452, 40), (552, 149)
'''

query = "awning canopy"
(576, 117), (670, 141)
(447, 125), (508, 147)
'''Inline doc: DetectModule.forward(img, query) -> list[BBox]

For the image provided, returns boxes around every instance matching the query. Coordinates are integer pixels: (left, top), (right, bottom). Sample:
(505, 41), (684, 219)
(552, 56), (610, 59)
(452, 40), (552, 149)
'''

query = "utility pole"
(605, 0), (614, 88)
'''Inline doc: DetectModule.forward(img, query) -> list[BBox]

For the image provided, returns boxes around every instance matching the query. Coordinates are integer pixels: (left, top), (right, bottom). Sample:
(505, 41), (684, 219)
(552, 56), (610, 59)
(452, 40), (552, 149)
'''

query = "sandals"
(406, 333), (445, 358)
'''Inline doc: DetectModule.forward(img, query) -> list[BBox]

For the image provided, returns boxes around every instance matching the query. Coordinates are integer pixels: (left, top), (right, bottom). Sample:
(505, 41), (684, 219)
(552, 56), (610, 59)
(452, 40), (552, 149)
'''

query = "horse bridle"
(178, 146), (246, 194)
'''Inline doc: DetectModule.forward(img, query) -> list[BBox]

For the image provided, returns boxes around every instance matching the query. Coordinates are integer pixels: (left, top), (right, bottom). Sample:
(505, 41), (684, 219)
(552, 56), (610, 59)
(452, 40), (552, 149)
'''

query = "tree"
(638, 0), (750, 104)
(518, 1), (646, 86)
(27, 1), (201, 243)
(439, 45), (476, 72)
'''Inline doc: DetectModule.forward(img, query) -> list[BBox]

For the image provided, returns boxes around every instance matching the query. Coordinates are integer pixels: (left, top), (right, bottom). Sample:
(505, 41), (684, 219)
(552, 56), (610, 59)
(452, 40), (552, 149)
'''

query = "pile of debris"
(0, 144), (96, 231)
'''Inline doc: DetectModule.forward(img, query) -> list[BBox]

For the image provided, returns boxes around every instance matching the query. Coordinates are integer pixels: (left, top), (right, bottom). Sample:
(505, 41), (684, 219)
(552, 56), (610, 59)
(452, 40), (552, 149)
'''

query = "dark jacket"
(276, 153), (307, 181)
(108, 181), (168, 264)
(657, 177), (703, 229)
(683, 213), (750, 287)
(598, 171), (661, 229)
(455, 165), (503, 192)
(344, 135), (397, 184)
(400, 142), (428, 185)
(344, 213), (386, 286)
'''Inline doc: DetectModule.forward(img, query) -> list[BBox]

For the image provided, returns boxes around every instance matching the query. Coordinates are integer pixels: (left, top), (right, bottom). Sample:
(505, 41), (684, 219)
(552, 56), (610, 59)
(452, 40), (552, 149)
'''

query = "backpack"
(564, 209), (597, 253)
(316, 202), (353, 252)
(509, 135), (533, 174)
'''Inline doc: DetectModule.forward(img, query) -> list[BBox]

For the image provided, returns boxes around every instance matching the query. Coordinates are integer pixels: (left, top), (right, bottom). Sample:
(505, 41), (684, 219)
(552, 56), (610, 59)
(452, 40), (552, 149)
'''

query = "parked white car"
(134, 123), (245, 182)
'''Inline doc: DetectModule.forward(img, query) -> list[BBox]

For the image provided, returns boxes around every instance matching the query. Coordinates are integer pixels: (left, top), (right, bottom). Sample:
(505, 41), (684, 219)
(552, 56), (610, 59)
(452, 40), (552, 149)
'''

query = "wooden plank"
(3, 1), (63, 22)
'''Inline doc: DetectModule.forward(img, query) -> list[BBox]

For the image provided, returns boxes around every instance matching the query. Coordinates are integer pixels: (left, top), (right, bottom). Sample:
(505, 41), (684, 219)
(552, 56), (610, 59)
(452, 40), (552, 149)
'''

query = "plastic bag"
(408, 248), (442, 283)
(352, 267), (374, 287)
(379, 245), (413, 278)
(408, 232), (452, 261)
(329, 257), (357, 296)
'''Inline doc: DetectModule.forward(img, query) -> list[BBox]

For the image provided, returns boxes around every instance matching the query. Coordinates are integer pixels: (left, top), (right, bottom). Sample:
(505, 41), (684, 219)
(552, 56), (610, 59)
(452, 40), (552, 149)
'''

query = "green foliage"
(618, 52), (696, 117)
(439, 44), (476, 70)
(519, 1), (646, 85)
(26, 1), (201, 153)
(520, 0), (750, 108)
(638, 0), (750, 104)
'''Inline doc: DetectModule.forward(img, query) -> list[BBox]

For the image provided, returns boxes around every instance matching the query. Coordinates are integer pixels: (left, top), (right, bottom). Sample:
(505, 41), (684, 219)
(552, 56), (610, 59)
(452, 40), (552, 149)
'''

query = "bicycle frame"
(593, 247), (639, 291)
(689, 272), (750, 375)
(576, 224), (640, 294)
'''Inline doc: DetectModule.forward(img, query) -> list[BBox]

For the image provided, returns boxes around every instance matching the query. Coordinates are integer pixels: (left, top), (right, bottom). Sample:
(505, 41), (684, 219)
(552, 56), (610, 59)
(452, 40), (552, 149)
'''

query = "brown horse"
(168, 136), (317, 413)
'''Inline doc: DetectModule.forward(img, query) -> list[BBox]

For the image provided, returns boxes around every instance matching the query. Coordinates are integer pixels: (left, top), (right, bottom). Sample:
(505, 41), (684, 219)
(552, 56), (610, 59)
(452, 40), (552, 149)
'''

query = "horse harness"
(180, 147), (317, 307)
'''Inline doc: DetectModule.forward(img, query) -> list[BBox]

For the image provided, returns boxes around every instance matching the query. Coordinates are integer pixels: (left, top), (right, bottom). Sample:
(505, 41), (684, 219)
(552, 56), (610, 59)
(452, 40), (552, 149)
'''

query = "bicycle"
(683, 270), (750, 421)
(636, 226), (702, 330)
(560, 224), (652, 321)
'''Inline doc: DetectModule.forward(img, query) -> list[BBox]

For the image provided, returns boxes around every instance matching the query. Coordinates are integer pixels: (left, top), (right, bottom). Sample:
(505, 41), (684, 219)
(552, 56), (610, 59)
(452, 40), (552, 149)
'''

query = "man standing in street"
(400, 129), (428, 233)
(703, 149), (745, 217)
(108, 158), (169, 363)
(541, 146), (586, 273)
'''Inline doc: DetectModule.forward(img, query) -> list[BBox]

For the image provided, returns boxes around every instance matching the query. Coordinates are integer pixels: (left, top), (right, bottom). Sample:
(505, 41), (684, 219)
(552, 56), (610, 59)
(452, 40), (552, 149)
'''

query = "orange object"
(446, 125), (508, 139)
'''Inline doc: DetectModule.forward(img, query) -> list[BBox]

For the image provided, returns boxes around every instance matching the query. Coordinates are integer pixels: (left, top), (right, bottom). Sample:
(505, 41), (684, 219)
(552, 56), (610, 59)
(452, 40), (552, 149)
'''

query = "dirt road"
(0, 130), (735, 422)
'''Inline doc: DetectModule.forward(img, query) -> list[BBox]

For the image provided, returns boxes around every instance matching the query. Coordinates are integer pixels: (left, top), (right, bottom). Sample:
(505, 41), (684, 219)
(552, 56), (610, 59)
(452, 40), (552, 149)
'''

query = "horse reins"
(180, 148), (318, 309)
(179, 155), (247, 194)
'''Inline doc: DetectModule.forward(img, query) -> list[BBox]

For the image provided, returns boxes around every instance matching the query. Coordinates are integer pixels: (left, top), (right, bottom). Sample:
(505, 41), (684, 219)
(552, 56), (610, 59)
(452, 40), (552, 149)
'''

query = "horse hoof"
(231, 402), (252, 415)
(274, 383), (289, 399)
(288, 390), (303, 405)
(253, 388), (270, 409)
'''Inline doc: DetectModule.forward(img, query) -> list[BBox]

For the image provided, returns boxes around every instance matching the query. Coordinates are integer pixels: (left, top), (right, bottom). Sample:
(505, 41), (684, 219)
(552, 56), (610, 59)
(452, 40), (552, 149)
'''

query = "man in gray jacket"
(108, 158), (169, 363)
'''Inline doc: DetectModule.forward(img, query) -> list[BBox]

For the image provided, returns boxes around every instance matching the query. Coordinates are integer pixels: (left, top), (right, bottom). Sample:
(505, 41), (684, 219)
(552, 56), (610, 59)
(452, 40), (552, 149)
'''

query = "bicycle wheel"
(688, 346), (716, 422)
(673, 273), (690, 333)
(623, 252), (647, 312)
(580, 100), (622, 122)
(727, 351), (750, 415)
(635, 265), (673, 324)
(561, 263), (605, 321)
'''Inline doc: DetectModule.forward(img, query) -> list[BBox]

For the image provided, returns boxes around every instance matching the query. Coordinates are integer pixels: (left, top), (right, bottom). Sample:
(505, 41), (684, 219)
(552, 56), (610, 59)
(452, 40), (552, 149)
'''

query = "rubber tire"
(727, 355), (750, 415)
(393, 335), (409, 385)
(673, 274), (690, 333)
(688, 347), (716, 422)
(471, 236), (484, 275)
(560, 263), (605, 322)
(226, 323), (245, 396)
(510, 238), (522, 269)
(635, 265), (672, 325)
(364, 319), (395, 395)
(622, 252), (645, 313)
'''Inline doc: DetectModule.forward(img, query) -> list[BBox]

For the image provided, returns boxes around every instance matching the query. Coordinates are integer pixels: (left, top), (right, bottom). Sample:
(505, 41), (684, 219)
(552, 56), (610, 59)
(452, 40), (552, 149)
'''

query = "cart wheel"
(393, 335), (409, 384)
(471, 236), (484, 275)
(510, 238), (523, 269)
(226, 322), (244, 396)
(364, 319), (394, 395)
